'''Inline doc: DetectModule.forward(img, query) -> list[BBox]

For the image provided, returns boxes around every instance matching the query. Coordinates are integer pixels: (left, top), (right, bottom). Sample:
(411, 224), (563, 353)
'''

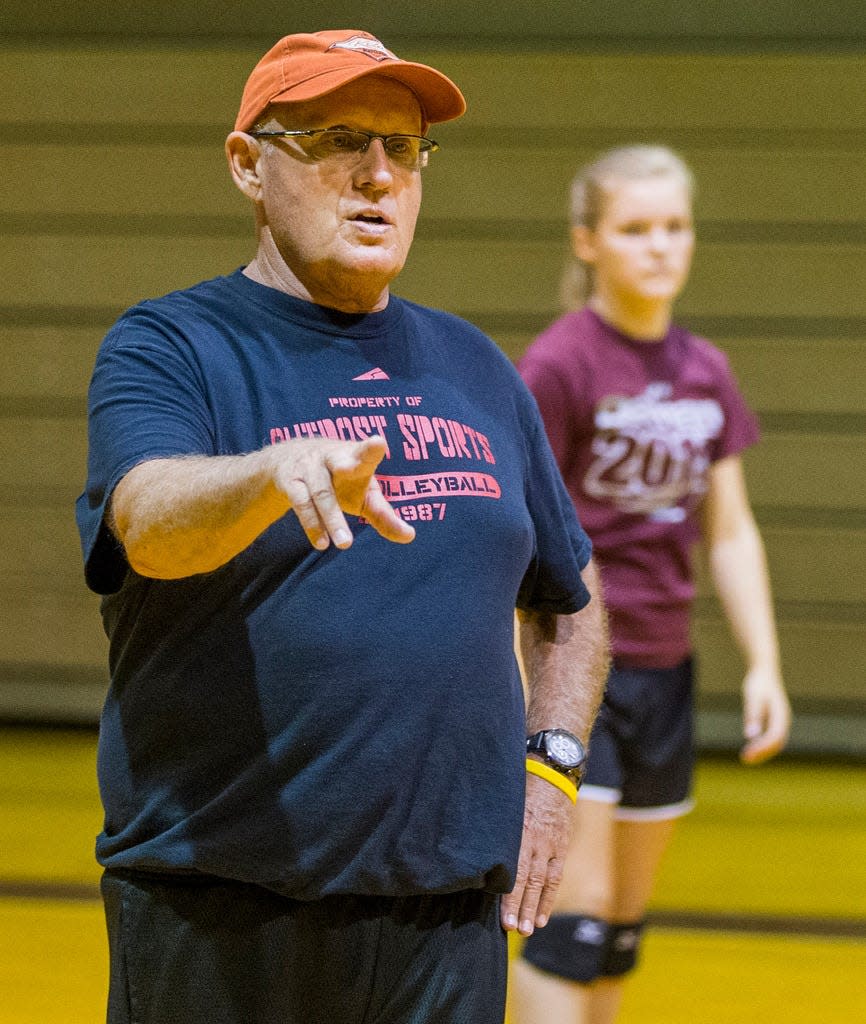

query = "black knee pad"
(600, 920), (645, 977)
(520, 914), (611, 984)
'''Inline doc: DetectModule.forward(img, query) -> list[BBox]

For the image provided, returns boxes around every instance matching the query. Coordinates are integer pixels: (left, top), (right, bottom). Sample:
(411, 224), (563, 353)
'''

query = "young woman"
(510, 145), (792, 1024)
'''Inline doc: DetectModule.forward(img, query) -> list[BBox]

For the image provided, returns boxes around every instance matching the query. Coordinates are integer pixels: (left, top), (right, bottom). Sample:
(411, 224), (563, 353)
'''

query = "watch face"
(547, 730), (584, 769)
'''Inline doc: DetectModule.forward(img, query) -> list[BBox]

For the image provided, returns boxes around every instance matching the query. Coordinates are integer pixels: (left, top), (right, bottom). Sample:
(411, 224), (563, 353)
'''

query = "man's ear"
(571, 224), (597, 265)
(225, 132), (264, 201)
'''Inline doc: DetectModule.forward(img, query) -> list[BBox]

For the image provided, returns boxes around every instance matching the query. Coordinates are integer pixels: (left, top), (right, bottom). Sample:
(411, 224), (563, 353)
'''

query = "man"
(76, 29), (608, 1024)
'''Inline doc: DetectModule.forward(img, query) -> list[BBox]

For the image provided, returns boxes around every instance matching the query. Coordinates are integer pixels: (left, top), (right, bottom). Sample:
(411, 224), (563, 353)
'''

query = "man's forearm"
(519, 558), (610, 743)
(502, 560), (609, 936)
(110, 435), (413, 579)
(109, 450), (290, 580)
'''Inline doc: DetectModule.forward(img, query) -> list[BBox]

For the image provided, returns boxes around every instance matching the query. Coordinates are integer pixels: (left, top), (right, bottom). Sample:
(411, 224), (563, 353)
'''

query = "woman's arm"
(701, 455), (791, 763)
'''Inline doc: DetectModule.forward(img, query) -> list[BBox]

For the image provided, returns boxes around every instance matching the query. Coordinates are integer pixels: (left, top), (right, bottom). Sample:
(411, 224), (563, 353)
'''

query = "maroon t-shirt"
(519, 308), (759, 667)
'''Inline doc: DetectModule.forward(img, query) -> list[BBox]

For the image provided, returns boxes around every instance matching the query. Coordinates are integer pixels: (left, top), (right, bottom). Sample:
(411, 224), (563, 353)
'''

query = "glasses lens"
(281, 130), (434, 169)
(308, 130), (368, 159)
(382, 135), (424, 169)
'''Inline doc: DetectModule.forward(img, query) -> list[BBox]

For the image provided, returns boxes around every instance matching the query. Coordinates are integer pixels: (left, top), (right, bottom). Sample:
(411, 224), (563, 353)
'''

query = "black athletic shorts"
(101, 869), (507, 1024)
(581, 657), (696, 819)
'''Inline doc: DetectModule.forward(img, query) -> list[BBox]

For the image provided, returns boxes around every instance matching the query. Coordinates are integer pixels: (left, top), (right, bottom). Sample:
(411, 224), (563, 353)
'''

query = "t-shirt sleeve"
(706, 345), (761, 461)
(75, 313), (216, 594)
(516, 393), (593, 615)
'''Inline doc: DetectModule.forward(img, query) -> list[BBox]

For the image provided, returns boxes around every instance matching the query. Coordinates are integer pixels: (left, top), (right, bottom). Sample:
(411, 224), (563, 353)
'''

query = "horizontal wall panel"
(0, 144), (239, 219)
(495, 332), (866, 416)
(403, 242), (866, 319)
(1, 1), (864, 44)
(692, 618), (864, 703)
(480, 313), (866, 344)
(5, 512), (864, 617)
(4, 236), (866, 320)
(0, 672), (107, 724)
(5, 331), (863, 419)
(0, 235), (252, 312)
(715, 338), (866, 415)
(694, 527), (866, 606)
(4, 503), (863, 607)
(6, 144), (866, 226)
(1, 419), (88, 492)
(2, 416), (862, 512)
(0, 586), (108, 667)
(741, 434), (865, 510)
(0, 328), (102, 400)
(695, 707), (866, 758)
(1, 589), (857, 705)
(8, 120), (862, 154)
(5, 212), (862, 249)
(3, 47), (250, 127)
(679, 245), (866, 318)
(424, 146), (866, 226)
(5, 50), (865, 132)
(447, 54), (866, 132)
(0, 508), (85, 587)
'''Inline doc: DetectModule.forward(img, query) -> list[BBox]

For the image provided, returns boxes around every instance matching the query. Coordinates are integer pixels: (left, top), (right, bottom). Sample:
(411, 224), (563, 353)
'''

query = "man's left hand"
(500, 773), (575, 935)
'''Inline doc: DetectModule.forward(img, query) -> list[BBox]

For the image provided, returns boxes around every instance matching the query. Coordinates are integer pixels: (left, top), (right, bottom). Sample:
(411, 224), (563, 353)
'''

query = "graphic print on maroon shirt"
(586, 380), (724, 522)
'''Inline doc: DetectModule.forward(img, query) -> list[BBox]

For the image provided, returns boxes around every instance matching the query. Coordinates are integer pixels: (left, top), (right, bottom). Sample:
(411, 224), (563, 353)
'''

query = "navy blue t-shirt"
(76, 270), (592, 900)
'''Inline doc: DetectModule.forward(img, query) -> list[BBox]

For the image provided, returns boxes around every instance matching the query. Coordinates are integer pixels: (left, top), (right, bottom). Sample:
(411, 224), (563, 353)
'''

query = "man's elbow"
(112, 513), (211, 581)
(123, 542), (189, 580)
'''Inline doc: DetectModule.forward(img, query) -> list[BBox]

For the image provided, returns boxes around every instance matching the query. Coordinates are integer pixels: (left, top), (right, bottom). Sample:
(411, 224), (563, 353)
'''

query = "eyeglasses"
(247, 128), (439, 170)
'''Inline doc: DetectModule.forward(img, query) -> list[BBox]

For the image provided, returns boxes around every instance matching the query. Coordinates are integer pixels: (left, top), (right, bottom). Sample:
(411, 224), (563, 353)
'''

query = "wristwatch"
(526, 729), (587, 785)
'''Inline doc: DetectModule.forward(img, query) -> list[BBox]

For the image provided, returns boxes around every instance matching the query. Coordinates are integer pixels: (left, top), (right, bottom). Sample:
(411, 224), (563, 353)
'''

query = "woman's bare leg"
(586, 817), (678, 1024)
(508, 797), (616, 1024)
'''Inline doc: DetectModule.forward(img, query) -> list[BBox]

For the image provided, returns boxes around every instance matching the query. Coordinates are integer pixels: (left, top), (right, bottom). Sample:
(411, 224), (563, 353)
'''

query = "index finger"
(361, 484), (416, 544)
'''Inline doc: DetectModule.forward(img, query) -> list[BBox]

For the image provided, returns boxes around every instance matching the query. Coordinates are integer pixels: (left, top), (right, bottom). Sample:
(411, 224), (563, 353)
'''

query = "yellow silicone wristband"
(525, 758), (578, 804)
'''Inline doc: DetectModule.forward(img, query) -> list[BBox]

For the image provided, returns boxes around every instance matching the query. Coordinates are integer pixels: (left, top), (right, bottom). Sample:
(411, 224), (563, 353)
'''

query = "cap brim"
(266, 61), (466, 127)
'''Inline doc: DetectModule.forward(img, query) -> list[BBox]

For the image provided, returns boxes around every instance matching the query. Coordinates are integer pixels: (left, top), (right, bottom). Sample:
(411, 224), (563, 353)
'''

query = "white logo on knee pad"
(572, 919), (607, 945)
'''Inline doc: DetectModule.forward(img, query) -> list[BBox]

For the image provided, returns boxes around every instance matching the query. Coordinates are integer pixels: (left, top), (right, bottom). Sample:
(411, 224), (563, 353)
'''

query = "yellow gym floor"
(1, 726), (864, 1023)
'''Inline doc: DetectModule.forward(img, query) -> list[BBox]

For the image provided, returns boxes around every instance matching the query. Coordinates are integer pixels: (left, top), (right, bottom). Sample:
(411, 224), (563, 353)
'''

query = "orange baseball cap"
(234, 30), (467, 132)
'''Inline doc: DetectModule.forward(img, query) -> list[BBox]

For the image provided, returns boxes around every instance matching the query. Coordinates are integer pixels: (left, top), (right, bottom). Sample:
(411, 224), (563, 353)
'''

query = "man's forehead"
(264, 76), (424, 129)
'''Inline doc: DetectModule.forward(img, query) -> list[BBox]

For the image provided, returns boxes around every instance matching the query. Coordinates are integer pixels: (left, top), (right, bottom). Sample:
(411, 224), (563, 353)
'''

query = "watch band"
(526, 729), (586, 783)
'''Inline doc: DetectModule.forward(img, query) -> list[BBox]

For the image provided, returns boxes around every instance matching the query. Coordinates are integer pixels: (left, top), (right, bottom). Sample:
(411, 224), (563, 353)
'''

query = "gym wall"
(0, 2), (863, 755)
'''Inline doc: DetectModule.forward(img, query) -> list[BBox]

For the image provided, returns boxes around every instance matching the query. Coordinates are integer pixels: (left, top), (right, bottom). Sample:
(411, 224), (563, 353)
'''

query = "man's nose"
(354, 138), (394, 186)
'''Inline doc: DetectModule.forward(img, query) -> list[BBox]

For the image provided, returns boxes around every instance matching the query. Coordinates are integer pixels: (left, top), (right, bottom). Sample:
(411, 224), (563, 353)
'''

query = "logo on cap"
(328, 35), (398, 62)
